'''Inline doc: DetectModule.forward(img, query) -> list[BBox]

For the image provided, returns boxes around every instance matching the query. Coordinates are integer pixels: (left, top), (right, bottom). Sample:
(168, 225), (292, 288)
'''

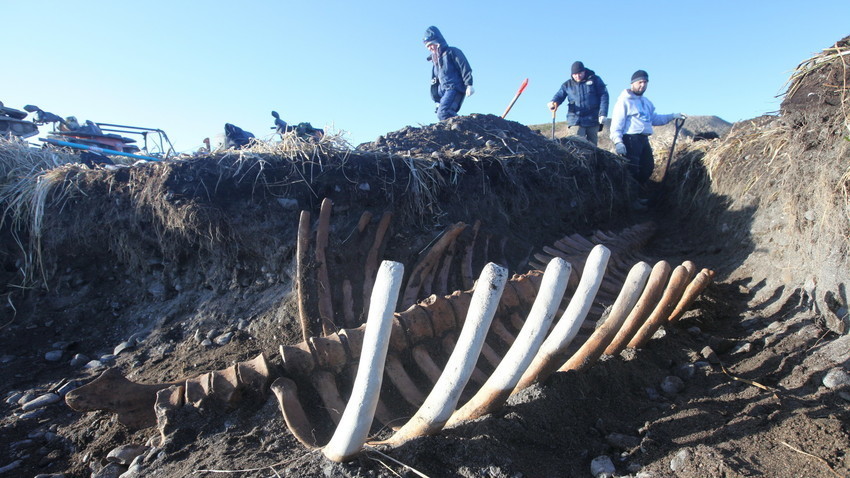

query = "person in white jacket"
(610, 70), (684, 186)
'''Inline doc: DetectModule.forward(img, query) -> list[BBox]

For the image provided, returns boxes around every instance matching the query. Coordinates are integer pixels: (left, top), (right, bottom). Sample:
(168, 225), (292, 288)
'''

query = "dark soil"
(1, 37), (849, 478)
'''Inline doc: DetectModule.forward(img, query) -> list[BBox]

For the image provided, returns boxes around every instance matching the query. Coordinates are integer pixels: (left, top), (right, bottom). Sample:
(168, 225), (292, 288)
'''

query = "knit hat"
(571, 61), (585, 75)
(631, 70), (649, 83)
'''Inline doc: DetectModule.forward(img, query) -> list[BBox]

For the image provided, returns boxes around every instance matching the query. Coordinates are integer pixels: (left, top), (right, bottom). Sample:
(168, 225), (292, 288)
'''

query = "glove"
(615, 142), (627, 155)
(466, 85), (475, 97)
(673, 113), (685, 120)
(599, 116), (606, 124)
(548, 101), (558, 112)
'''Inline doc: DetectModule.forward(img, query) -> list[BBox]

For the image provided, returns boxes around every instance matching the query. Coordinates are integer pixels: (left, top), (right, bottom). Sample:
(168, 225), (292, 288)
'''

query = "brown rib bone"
(296, 210), (318, 340)
(362, 211), (393, 317)
(316, 198), (335, 335)
(605, 261), (671, 355)
(384, 354), (426, 408)
(461, 220), (481, 290)
(559, 262), (651, 372)
(667, 269), (713, 324)
(401, 222), (467, 309)
(270, 377), (320, 448)
(627, 265), (691, 348)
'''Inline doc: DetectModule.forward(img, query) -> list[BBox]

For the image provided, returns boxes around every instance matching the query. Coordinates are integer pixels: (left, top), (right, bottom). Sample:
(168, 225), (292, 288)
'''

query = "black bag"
(224, 123), (255, 149)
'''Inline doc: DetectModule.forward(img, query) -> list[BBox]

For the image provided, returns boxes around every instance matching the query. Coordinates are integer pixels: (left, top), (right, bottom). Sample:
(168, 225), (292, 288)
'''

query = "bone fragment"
(627, 265), (690, 348)
(323, 260), (403, 462)
(376, 262), (508, 447)
(271, 377), (320, 448)
(559, 261), (651, 372)
(448, 257), (571, 427)
(605, 261), (671, 355)
(515, 245), (610, 390)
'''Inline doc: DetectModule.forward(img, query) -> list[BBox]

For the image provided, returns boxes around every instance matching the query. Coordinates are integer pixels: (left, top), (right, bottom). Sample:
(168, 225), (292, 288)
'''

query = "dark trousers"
(622, 134), (654, 184)
(437, 88), (465, 120)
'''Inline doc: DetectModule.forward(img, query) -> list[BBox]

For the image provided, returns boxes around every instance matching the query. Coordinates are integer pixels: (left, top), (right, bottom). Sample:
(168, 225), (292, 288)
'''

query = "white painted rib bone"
(375, 262), (508, 447)
(447, 257), (571, 427)
(323, 260), (404, 462)
(514, 244), (611, 391)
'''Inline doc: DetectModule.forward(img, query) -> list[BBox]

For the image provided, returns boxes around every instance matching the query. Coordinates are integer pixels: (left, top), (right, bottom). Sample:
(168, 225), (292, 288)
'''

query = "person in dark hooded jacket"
(548, 61), (609, 145)
(423, 26), (474, 121)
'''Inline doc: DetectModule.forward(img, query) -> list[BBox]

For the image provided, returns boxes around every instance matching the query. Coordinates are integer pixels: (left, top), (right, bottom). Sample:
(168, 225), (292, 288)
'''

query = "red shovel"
(501, 78), (529, 119)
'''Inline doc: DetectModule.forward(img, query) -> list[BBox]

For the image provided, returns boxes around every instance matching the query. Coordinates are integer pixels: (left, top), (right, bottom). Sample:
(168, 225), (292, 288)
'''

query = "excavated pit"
(0, 36), (848, 478)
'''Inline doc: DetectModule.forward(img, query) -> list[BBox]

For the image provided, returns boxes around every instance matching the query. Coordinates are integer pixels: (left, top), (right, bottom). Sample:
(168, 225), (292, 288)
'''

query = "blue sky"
(4, 1), (849, 153)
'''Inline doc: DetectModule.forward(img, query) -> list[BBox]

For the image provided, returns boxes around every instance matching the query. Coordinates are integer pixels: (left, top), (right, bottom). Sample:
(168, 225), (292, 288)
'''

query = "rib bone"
(323, 260), (404, 462)
(559, 261), (652, 372)
(447, 257), (571, 427)
(375, 262), (508, 447)
(516, 244), (610, 390)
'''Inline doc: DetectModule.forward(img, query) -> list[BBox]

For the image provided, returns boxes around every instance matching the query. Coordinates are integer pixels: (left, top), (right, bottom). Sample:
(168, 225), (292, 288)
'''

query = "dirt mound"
(0, 38), (849, 478)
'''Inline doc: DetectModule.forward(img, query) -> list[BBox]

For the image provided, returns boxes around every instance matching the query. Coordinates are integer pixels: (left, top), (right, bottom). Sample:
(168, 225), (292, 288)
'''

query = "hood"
(618, 88), (639, 101)
(423, 26), (448, 49)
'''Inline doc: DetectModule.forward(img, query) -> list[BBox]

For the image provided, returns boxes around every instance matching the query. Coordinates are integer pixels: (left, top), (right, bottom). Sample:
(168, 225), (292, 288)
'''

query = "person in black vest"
(423, 26), (474, 121)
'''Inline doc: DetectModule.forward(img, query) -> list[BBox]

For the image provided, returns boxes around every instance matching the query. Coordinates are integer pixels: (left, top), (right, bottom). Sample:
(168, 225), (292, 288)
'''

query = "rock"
(675, 364), (696, 380)
(19, 409), (45, 420)
(114, 341), (135, 355)
(822, 368), (850, 389)
(276, 198), (299, 209)
(214, 332), (234, 345)
(129, 333), (146, 345)
(45, 350), (63, 361)
(70, 354), (89, 367)
(21, 393), (60, 411)
(606, 432), (641, 449)
(590, 455), (616, 477)
(660, 376), (685, 395)
(147, 282), (166, 299)
(700, 346), (720, 364)
(0, 460), (22, 474)
(92, 463), (127, 478)
(107, 444), (151, 465)
(5, 391), (23, 404)
(85, 360), (105, 370)
(731, 342), (752, 355)
(670, 448), (691, 472)
(645, 387), (662, 401)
